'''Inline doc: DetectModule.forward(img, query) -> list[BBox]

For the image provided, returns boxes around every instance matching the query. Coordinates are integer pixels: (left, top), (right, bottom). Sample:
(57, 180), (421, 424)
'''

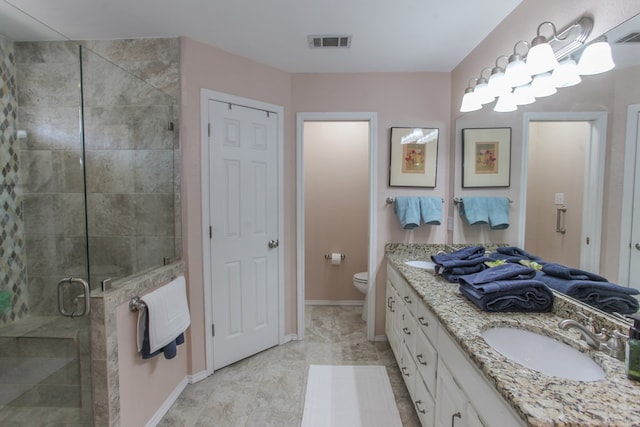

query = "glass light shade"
(526, 37), (559, 75)
(513, 84), (536, 105)
(494, 91), (517, 112)
(530, 72), (557, 97)
(488, 68), (510, 96)
(578, 40), (615, 75)
(505, 54), (532, 87)
(474, 78), (495, 105)
(552, 58), (581, 87)
(460, 89), (481, 112)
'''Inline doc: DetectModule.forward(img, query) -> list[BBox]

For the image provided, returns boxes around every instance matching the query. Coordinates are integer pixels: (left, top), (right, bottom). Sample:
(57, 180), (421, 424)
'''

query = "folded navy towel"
(459, 263), (536, 290)
(535, 271), (640, 314)
(495, 246), (543, 261)
(440, 263), (486, 283)
(541, 263), (607, 282)
(141, 311), (185, 360)
(431, 246), (486, 266)
(459, 280), (553, 312)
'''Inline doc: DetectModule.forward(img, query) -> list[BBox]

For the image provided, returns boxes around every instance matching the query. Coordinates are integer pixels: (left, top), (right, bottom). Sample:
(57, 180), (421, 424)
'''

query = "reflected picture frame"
(389, 127), (439, 188)
(462, 127), (511, 188)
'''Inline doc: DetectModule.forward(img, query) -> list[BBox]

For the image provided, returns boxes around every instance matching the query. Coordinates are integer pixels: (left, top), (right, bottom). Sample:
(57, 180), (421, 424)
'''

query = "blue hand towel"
(541, 263), (607, 282)
(487, 197), (510, 230)
(431, 246), (485, 265)
(440, 263), (486, 283)
(394, 196), (421, 229)
(431, 246), (489, 282)
(459, 280), (553, 312)
(459, 197), (489, 225)
(419, 196), (442, 225)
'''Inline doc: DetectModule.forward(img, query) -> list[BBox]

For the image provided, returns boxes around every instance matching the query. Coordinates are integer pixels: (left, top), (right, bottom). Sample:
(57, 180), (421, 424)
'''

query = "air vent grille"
(615, 32), (640, 43)
(307, 35), (352, 48)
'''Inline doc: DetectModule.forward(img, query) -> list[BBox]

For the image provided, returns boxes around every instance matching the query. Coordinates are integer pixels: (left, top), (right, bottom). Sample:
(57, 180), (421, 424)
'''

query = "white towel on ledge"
(137, 276), (191, 354)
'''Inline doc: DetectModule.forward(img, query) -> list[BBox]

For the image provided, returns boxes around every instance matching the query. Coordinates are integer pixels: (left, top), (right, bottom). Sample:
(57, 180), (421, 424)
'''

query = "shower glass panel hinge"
(167, 121), (175, 131)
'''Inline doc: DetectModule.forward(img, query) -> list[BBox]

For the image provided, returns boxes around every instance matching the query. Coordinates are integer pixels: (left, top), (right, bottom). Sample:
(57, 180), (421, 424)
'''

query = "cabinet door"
(401, 304), (417, 354)
(435, 361), (473, 427)
(400, 343), (417, 396)
(415, 330), (437, 396)
(416, 298), (438, 344)
(386, 281), (400, 353)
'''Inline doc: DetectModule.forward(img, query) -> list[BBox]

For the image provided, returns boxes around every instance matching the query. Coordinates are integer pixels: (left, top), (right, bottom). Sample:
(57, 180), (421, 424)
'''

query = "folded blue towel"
(440, 263), (486, 283)
(541, 263), (607, 282)
(431, 246), (485, 265)
(419, 196), (442, 225)
(432, 246), (489, 282)
(490, 246), (543, 263)
(535, 271), (640, 314)
(459, 280), (553, 312)
(459, 263), (536, 291)
(459, 197), (489, 225)
(487, 197), (510, 230)
(394, 196), (421, 229)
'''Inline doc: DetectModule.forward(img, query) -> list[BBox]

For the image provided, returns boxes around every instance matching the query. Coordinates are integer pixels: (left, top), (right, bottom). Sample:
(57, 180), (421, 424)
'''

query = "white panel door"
(208, 100), (279, 369)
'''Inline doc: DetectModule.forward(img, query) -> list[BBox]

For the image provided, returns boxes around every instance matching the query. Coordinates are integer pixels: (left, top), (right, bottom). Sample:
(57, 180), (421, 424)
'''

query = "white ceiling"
(0, 0), (524, 73)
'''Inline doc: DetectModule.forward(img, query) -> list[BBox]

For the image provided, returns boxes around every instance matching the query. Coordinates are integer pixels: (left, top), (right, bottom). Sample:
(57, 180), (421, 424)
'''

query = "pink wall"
(292, 72), (451, 335)
(117, 302), (188, 426)
(451, 0), (640, 279)
(303, 121), (369, 302)
(180, 38), (293, 373)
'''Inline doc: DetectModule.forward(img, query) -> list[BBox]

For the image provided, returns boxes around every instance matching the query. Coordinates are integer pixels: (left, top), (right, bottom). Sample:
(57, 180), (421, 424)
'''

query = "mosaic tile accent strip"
(0, 36), (28, 325)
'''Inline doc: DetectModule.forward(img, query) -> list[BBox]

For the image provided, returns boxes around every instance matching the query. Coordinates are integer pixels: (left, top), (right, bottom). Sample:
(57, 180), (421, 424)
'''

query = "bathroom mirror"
(455, 12), (640, 317)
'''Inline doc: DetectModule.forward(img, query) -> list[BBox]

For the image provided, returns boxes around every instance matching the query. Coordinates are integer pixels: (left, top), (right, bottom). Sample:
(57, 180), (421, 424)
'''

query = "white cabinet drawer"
(416, 300), (438, 344)
(401, 305), (417, 354)
(414, 375), (435, 427)
(415, 330), (437, 396)
(400, 343), (417, 396)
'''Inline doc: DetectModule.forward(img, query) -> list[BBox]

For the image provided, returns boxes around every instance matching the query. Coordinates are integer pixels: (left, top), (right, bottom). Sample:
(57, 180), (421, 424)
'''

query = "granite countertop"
(385, 243), (640, 426)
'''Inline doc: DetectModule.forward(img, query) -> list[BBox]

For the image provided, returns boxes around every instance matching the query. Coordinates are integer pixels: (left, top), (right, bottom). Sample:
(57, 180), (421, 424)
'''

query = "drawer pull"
(402, 327), (411, 335)
(451, 411), (462, 427)
(401, 366), (410, 377)
(416, 354), (427, 365)
(415, 400), (427, 414)
(418, 316), (429, 327)
(387, 296), (392, 308)
(404, 296), (412, 304)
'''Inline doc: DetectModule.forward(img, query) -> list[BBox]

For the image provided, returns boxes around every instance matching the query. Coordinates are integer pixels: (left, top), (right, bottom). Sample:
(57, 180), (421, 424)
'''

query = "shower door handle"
(57, 277), (91, 317)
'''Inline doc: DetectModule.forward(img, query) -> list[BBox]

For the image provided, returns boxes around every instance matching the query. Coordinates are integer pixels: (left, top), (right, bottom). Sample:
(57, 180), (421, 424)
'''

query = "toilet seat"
(354, 272), (368, 283)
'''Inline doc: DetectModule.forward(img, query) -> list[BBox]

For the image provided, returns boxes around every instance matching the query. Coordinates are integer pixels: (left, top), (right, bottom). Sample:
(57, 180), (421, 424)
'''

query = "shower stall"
(0, 14), (180, 424)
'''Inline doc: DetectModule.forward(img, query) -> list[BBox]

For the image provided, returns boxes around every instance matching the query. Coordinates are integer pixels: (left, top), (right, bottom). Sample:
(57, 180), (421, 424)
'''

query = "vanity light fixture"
(526, 22), (560, 75)
(459, 15), (614, 113)
(577, 36), (615, 75)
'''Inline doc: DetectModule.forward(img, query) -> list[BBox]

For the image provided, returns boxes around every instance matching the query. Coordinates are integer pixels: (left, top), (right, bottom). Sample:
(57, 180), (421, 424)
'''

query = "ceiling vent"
(307, 35), (352, 48)
(615, 32), (640, 43)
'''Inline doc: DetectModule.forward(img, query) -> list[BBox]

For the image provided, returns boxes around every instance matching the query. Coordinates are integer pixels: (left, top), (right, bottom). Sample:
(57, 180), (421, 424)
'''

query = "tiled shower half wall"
(0, 37), (181, 321)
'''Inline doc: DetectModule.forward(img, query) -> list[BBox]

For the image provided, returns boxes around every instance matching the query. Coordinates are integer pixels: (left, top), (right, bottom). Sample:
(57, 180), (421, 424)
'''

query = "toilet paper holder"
(324, 253), (346, 260)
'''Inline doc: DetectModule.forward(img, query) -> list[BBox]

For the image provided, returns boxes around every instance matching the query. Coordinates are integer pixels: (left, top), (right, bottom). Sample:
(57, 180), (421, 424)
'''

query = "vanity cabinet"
(386, 262), (525, 427)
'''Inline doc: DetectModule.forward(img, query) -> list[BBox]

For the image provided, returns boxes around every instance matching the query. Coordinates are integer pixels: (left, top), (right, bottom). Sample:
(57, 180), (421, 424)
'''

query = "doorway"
(521, 112), (607, 272)
(296, 113), (378, 341)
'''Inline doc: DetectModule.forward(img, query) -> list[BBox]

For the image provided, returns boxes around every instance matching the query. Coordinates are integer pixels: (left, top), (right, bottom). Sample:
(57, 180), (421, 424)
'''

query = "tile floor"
(159, 305), (420, 426)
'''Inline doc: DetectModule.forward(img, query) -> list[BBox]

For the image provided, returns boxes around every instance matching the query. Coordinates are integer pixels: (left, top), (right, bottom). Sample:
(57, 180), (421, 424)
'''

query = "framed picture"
(389, 127), (439, 187)
(462, 127), (511, 188)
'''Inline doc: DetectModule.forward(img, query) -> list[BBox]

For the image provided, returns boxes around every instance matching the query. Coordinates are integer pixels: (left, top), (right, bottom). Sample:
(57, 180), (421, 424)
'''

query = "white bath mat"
(301, 365), (402, 427)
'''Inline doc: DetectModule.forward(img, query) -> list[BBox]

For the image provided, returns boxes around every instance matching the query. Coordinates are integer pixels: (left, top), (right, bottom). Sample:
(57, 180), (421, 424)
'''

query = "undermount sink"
(481, 327), (606, 382)
(404, 260), (435, 271)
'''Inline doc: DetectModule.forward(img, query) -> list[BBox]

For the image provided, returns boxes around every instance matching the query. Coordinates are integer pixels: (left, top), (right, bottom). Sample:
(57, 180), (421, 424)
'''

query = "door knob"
(635, 243), (640, 251)
(268, 239), (279, 249)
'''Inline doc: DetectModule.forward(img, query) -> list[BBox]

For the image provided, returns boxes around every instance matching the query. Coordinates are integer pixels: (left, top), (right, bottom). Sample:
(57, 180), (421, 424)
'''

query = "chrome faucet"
(558, 319), (608, 350)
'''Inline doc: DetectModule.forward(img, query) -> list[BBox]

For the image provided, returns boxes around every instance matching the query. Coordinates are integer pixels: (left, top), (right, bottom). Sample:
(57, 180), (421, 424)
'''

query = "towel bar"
(386, 196), (444, 204)
(453, 197), (513, 205)
(129, 296), (146, 312)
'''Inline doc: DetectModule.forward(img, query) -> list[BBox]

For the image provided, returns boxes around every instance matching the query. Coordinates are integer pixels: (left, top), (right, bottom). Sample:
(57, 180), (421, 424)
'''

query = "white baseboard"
(373, 335), (388, 342)
(189, 370), (209, 383)
(145, 376), (189, 427)
(281, 333), (298, 344)
(305, 300), (364, 306)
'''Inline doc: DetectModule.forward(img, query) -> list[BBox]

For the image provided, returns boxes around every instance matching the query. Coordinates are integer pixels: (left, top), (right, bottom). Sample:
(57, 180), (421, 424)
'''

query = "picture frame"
(389, 127), (439, 187)
(462, 127), (511, 188)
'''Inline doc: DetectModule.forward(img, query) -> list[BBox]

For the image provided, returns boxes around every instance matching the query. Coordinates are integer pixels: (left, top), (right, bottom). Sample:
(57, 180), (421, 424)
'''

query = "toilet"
(353, 272), (369, 321)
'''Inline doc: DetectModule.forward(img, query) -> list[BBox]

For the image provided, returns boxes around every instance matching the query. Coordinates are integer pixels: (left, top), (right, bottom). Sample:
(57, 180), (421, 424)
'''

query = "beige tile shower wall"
(303, 121), (369, 302)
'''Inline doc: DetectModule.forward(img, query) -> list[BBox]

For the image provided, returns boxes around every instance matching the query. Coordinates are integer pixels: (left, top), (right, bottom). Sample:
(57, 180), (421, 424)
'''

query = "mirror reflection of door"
(525, 121), (590, 268)
(627, 108), (640, 286)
